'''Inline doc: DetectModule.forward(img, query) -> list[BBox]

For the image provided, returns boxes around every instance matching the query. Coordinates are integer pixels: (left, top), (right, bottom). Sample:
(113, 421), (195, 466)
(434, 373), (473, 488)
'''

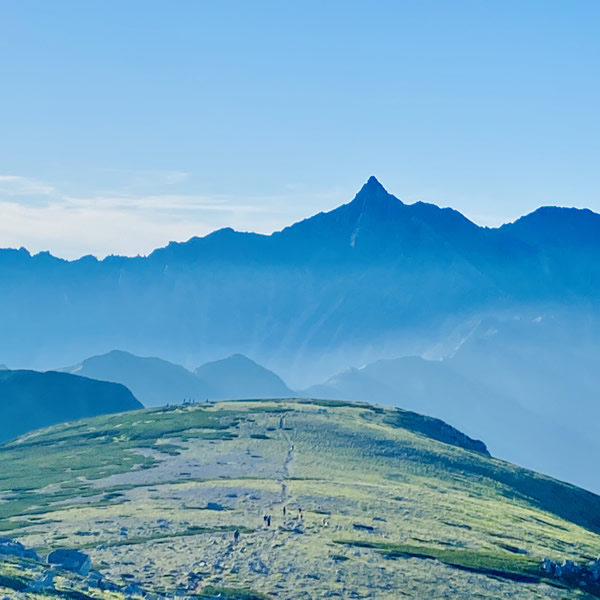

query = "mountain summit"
(2, 177), (600, 390)
(344, 175), (404, 222)
(353, 175), (395, 203)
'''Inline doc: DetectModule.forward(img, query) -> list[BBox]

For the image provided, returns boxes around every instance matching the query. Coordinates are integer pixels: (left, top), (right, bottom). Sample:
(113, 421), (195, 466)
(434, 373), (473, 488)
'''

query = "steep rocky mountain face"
(0, 369), (142, 442)
(2, 177), (600, 386)
(1, 399), (600, 599)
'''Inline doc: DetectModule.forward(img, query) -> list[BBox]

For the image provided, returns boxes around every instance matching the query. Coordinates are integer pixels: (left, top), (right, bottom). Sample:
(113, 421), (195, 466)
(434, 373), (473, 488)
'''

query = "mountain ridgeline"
(3, 176), (600, 381)
(0, 369), (142, 443)
(2, 177), (600, 491)
(62, 350), (293, 407)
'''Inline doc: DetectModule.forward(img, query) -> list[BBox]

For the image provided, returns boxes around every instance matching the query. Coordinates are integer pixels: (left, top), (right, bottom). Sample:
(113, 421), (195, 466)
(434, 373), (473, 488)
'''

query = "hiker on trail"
(282, 506), (286, 517)
(298, 507), (303, 521)
(234, 529), (240, 544)
(267, 515), (271, 527)
(263, 515), (268, 527)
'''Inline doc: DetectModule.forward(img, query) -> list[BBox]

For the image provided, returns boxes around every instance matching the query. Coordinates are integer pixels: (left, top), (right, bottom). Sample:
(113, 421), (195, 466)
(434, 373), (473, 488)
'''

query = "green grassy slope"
(0, 399), (599, 599)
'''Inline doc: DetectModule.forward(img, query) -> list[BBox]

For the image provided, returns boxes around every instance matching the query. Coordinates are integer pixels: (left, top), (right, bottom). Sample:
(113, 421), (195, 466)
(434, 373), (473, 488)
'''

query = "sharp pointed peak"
(350, 176), (402, 210)
(362, 175), (387, 192)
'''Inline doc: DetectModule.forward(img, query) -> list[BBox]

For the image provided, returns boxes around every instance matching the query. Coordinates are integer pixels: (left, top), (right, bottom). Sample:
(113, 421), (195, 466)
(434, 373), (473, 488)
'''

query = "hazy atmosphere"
(1, 2), (599, 600)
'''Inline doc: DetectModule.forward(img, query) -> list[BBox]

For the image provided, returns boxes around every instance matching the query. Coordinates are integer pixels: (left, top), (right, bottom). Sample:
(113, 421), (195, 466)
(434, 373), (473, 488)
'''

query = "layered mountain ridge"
(62, 350), (293, 407)
(2, 176), (598, 382)
(2, 177), (600, 491)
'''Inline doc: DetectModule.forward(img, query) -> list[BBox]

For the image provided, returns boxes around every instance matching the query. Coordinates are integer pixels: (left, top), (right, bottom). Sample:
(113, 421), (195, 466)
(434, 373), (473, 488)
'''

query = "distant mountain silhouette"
(0, 177), (596, 374)
(0, 369), (142, 442)
(61, 351), (293, 406)
(3, 176), (600, 384)
(62, 350), (215, 407)
(501, 206), (600, 248)
(3, 177), (600, 489)
(306, 312), (600, 492)
(195, 354), (293, 400)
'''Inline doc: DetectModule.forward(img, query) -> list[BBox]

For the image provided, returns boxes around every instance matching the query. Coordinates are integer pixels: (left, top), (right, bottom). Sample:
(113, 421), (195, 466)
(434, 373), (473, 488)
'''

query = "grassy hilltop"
(1, 399), (600, 599)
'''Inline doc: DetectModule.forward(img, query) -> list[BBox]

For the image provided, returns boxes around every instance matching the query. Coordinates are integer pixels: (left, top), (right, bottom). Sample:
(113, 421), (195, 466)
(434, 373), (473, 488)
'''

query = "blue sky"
(0, 0), (598, 258)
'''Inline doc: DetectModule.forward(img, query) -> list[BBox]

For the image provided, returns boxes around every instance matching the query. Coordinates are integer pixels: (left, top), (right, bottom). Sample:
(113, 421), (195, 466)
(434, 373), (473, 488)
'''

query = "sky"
(0, 0), (599, 259)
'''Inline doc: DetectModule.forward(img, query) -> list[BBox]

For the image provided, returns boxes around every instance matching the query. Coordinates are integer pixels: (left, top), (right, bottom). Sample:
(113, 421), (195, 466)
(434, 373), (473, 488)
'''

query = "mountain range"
(44, 336), (600, 493)
(62, 350), (293, 406)
(3, 176), (600, 385)
(2, 177), (600, 490)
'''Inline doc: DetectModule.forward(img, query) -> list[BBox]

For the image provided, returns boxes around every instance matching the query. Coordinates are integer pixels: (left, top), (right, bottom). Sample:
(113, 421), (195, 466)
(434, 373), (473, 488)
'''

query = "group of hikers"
(232, 505), (306, 545)
(263, 505), (303, 528)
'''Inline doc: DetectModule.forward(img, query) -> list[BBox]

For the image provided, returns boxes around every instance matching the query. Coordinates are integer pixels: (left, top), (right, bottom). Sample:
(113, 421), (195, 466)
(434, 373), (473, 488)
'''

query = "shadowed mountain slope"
(0, 369), (142, 442)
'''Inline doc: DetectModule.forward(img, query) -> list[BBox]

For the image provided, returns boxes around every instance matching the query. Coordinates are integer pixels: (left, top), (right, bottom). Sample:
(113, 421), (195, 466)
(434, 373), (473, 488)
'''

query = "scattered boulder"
(47, 549), (92, 576)
(352, 523), (375, 532)
(248, 557), (270, 575)
(90, 574), (121, 592)
(0, 537), (40, 561)
(124, 581), (145, 596)
(24, 570), (56, 593)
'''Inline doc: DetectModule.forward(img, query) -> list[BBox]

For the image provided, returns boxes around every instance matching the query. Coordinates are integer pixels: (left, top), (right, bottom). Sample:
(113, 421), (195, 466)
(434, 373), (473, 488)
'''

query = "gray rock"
(47, 548), (92, 576)
(24, 570), (56, 592)
(561, 559), (583, 576)
(541, 558), (553, 573)
(124, 582), (145, 596)
(0, 537), (40, 561)
(248, 557), (270, 575)
(352, 523), (375, 532)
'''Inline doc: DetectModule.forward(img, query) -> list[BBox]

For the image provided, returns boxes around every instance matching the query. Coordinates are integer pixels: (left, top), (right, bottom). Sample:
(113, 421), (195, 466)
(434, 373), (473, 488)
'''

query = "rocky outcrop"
(0, 537), (39, 561)
(541, 556), (600, 588)
(47, 549), (91, 576)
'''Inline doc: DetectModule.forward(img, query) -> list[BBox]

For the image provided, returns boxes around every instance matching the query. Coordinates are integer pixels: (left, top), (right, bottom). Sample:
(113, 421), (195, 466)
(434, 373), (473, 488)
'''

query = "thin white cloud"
(163, 171), (189, 185)
(0, 175), (55, 196)
(0, 174), (347, 259)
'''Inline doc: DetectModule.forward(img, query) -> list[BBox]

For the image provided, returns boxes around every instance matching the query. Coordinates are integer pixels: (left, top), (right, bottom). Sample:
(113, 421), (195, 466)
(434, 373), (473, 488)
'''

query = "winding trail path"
(277, 412), (297, 505)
